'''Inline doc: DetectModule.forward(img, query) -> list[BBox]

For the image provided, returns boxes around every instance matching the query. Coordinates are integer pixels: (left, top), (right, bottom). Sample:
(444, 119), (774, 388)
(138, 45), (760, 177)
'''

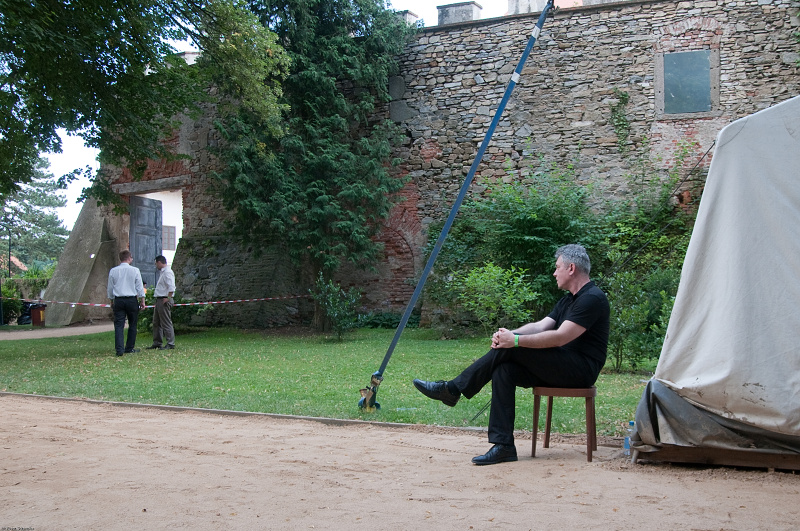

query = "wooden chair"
(532, 386), (597, 462)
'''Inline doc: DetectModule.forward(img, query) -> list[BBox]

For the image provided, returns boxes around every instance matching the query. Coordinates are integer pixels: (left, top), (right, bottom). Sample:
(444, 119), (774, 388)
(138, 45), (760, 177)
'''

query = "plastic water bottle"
(623, 420), (634, 456)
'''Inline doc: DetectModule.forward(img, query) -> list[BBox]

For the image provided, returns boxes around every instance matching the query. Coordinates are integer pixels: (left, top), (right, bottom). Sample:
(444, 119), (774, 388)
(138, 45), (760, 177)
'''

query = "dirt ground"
(2, 325), (800, 530)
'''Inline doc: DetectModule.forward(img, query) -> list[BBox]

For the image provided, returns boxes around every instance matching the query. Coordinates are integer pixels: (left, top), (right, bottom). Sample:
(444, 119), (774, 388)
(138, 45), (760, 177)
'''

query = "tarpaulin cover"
(635, 95), (800, 454)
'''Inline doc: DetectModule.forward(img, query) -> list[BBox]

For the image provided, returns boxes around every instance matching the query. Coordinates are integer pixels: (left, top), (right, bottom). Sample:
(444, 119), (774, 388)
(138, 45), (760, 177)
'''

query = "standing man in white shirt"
(146, 255), (176, 350)
(107, 249), (146, 356)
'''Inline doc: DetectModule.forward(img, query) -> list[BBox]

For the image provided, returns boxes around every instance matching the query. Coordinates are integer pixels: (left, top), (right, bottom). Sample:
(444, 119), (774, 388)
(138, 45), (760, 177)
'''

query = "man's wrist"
(514, 334), (519, 347)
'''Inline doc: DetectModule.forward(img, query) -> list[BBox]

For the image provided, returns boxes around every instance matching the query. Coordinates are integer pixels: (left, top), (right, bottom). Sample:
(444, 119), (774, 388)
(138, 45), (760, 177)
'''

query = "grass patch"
(0, 327), (647, 436)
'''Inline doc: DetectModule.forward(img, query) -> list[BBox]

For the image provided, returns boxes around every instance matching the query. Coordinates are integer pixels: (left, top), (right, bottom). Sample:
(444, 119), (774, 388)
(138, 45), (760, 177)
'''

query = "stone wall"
(173, 236), (313, 328)
(93, 0), (799, 327)
(389, 0), (799, 237)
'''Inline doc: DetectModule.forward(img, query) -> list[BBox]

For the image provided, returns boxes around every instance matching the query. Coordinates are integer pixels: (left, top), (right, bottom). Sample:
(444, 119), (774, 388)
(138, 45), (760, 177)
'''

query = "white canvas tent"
(633, 95), (800, 469)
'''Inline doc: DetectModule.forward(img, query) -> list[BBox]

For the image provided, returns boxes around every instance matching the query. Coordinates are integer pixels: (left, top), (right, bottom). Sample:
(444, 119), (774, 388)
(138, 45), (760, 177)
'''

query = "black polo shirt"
(547, 281), (610, 369)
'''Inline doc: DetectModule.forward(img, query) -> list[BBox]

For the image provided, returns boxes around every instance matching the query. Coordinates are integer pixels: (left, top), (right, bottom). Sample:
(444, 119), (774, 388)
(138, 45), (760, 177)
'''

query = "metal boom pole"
(359, 0), (557, 410)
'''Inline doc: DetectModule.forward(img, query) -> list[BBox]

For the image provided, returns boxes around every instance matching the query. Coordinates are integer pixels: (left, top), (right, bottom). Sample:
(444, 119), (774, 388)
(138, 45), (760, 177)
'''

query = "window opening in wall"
(663, 50), (712, 114)
(163, 225), (177, 251)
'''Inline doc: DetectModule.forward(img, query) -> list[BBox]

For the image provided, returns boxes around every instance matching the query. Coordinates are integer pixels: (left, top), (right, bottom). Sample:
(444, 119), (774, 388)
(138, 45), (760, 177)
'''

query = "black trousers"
(451, 347), (600, 446)
(113, 296), (140, 354)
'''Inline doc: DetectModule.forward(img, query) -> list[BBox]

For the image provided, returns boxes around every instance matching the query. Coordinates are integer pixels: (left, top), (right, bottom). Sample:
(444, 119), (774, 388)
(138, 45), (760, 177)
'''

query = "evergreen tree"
(0, 159), (69, 270)
(216, 0), (415, 277)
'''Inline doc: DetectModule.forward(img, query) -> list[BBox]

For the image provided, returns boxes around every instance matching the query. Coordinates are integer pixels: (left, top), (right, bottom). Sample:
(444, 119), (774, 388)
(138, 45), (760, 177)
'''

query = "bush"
(418, 136), (701, 369)
(15, 262), (54, 299)
(360, 310), (420, 329)
(310, 273), (363, 340)
(137, 288), (156, 332)
(424, 156), (621, 320)
(137, 289), (212, 332)
(1, 280), (22, 324)
(603, 267), (680, 371)
(452, 262), (539, 335)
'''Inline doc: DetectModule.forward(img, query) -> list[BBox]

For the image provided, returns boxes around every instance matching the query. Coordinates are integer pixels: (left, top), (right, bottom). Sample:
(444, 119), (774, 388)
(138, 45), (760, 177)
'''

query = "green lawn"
(0, 327), (647, 436)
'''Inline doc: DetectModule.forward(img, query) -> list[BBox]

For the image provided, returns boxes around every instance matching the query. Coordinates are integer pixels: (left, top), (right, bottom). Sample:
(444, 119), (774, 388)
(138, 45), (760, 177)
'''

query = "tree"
(0, 158), (69, 271)
(0, 0), (290, 199)
(215, 0), (415, 279)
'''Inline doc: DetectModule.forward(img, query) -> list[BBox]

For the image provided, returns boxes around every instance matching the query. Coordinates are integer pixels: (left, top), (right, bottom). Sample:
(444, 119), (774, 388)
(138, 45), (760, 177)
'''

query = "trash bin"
(30, 303), (46, 327)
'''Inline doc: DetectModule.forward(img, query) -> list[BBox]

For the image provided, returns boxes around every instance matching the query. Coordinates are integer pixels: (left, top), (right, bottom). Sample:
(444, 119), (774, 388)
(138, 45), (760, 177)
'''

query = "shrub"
(360, 310), (420, 329)
(310, 273), (363, 340)
(451, 262), (538, 335)
(602, 267), (680, 371)
(596, 139), (698, 370)
(419, 133), (702, 370)
(137, 289), (212, 332)
(468, 158), (608, 310)
(1, 280), (22, 324)
(423, 155), (620, 320)
(16, 262), (53, 299)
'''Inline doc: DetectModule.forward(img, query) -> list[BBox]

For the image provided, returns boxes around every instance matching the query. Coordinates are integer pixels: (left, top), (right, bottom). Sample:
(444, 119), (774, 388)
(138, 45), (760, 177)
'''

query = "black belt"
(115, 296), (137, 299)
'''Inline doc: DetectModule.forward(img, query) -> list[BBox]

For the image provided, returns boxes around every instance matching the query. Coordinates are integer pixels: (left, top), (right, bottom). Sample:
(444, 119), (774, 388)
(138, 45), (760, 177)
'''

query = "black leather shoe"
(124, 348), (140, 354)
(471, 444), (518, 466)
(159, 345), (175, 350)
(412, 379), (460, 407)
(115, 352), (124, 357)
(145, 345), (160, 350)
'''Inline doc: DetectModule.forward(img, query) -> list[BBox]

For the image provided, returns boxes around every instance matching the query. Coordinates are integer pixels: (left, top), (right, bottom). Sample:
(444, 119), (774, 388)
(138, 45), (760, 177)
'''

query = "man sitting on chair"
(413, 244), (610, 465)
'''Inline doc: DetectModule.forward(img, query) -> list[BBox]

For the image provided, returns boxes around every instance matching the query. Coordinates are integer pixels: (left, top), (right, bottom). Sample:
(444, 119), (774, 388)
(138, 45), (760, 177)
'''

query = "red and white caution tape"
(169, 295), (311, 307)
(1, 297), (113, 308)
(1, 294), (311, 309)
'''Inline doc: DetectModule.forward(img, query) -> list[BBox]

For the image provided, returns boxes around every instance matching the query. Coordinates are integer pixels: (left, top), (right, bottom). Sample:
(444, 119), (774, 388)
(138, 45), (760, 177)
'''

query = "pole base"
(358, 372), (383, 412)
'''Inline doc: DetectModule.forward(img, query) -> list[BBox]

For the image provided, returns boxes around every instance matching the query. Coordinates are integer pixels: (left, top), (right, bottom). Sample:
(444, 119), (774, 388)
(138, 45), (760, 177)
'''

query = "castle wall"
(390, 0), (799, 231)
(93, 0), (798, 327)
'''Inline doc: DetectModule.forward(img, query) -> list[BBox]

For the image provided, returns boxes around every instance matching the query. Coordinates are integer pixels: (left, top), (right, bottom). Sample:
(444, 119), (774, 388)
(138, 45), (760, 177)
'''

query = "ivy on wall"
(609, 89), (631, 155)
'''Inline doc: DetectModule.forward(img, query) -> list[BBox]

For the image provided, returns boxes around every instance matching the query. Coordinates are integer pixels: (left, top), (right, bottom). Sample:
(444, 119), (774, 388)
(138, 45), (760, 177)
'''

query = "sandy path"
(0, 321), (115, 340)
(2, 394), (799, 530)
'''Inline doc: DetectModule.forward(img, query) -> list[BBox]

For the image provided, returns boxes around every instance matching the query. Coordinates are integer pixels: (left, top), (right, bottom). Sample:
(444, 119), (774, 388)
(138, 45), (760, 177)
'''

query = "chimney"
(395, 10), (420, 25)
(437, 2), (483, 25)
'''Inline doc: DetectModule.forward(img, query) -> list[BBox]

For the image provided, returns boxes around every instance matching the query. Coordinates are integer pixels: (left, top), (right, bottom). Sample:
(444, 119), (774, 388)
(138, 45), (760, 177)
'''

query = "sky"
(46, 133), (99, 232)
(47, 0), (510, 231)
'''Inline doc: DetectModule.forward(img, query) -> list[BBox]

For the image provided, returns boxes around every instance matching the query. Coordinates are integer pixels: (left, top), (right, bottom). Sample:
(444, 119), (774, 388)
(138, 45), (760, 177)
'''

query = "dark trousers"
(113, 297), (140, 354)
(451, 347), (599, 446)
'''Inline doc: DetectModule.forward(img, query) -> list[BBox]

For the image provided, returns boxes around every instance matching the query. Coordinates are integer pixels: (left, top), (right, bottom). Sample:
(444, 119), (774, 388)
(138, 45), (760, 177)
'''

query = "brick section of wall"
(335, 179), (424, 312)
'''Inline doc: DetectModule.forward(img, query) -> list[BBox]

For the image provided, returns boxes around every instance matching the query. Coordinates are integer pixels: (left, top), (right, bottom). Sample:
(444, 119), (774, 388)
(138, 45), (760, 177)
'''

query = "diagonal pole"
(359, 0), (557, 410)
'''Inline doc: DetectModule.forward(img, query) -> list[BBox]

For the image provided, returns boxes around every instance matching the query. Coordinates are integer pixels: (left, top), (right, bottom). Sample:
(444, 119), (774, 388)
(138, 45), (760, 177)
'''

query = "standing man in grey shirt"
(147, 255), (176, 350)
(107, 249), (146, 356)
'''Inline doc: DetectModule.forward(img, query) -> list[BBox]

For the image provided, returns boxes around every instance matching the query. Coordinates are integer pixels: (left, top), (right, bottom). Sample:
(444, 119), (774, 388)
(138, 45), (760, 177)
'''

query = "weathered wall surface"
(174, 236), (313, 328)
(79, 0), (798, 327)
(389, 0), (799, 232)
(335, 181), (425, 311)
